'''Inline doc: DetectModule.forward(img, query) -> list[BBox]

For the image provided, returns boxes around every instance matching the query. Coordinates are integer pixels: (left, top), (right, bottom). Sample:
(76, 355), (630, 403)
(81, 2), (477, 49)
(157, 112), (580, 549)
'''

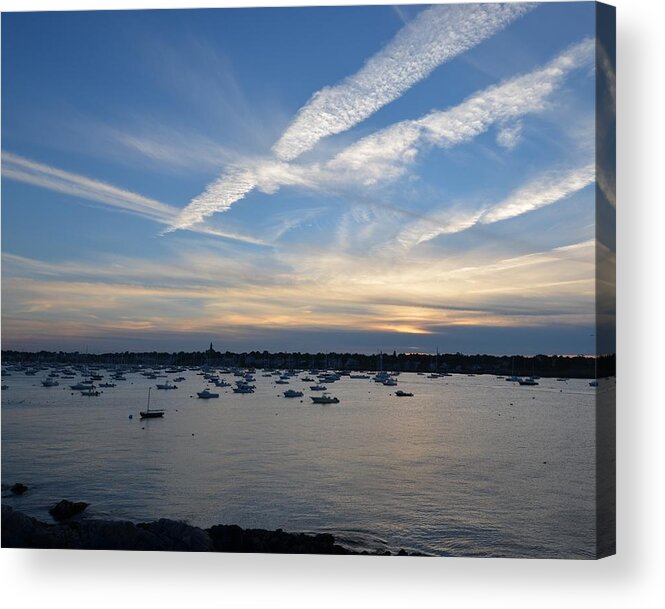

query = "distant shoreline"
(1, 349), (615, 380)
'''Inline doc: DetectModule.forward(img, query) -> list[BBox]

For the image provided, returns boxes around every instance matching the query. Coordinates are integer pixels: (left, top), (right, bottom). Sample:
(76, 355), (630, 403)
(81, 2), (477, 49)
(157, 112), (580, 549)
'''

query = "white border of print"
(1, 1), (663, 608)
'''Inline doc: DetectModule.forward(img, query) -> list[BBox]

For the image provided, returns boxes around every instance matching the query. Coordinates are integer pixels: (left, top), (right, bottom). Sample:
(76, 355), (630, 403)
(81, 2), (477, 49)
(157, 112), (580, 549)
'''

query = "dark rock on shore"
(206, 524), (350, 554)
(10, 483), (29, 495)
(49, 500), (89, 521)
(2, 505), (424, 555)
(2, 506), (213, 551)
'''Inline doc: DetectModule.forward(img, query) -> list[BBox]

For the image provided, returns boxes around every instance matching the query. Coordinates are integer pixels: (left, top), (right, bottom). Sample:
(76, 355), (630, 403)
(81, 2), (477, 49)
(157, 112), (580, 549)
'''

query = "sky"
(1, 3), (612, 355)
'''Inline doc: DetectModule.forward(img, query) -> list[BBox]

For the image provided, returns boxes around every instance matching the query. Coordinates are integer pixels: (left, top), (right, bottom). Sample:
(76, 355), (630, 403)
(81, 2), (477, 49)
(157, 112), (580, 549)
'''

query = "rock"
(207, 524), (349, 554)
(138, 519), (214, 552)
(49, 499), (89, 521)
(10, 483), (29, 495)
(2, 505), (421, 555)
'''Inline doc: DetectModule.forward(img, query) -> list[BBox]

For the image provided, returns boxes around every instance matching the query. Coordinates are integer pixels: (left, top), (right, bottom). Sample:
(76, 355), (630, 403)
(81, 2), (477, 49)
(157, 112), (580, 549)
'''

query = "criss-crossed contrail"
(272, 2), (535, 162)
(170, 3), (534, 231)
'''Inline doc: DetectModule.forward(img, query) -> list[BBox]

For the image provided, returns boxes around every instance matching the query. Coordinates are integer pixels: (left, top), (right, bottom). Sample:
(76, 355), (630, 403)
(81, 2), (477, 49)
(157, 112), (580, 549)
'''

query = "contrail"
(272, 2), (535, 161)
(171, 3), (534, 231)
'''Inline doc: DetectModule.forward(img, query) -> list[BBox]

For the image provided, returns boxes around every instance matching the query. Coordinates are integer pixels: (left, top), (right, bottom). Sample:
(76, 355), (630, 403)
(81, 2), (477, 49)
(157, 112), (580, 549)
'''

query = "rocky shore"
(1, 505), (419, 555)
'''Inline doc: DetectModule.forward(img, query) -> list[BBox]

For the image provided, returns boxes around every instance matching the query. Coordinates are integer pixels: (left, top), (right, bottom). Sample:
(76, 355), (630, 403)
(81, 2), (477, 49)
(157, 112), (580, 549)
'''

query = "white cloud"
(272, 2), (534, 161)
(330, 38), (595, 184)
(168, 165), (258, 230)
(171, 37), (594, 231)
(1, 152), (267, 245)
(496, 121), (523, 149)
(2, 151), (177, 223)
(481, 162), (595, 223)
(397, 161), (595, 249)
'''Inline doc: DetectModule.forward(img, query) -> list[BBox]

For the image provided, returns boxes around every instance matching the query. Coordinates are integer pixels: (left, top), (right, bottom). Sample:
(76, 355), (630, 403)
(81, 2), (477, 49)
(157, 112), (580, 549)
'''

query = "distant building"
(206, 342), (219, 362)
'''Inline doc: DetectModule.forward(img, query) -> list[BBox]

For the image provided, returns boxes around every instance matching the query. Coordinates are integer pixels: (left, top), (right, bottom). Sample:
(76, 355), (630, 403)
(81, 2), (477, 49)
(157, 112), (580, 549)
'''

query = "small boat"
(99, 382), (116, 388)
(589, 380), (599, 387)
(275, 379), (289, 385)
(232, 385), (254, 394)
(42, 379), (60, 387)
(283, 389), (304, 398)
(140, 387), (164, 418)
(395, 390), (414, 397)
(518, 377), (539, 386)
(156, 382), (178, 390)
(350, 374), (370, 379)
(301, 376), (315, 382)
(173, 377), (186, 382)
(556, 378), (568, 382)
(70, 382), (93, 390)
(81, 389), (101, 396)
(382, 378), (398, 386)
(310, 385), (327, 391)
(197, 389), (220, 399)
(311, 394), (340, 404)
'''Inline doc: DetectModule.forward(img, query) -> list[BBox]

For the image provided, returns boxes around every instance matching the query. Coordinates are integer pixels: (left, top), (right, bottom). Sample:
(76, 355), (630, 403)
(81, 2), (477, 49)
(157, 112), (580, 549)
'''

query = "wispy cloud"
(1, 152), (268, 245)
(171, 3), (535, 231)
(272, 2), (534, 161)
(397, 161), (595, 248)
(171, 37), (594, 231)
(2, 235), (595, 348)
(2, 151), (177, 223)
(481, 162), (594, 223)
(328, 38), (595, 185)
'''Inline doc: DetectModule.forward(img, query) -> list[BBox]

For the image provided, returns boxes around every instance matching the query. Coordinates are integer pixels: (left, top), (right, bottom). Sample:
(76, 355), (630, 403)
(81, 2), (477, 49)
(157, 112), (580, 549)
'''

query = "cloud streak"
(272, 2), (534, 161)
(328, 38), (595, 184)
(397, 162), (595, 248)
(171, 37), (594, 231)
(2, 151), (177, 223)
(1, 152), (268, 245)
(171, 3), (534, 230)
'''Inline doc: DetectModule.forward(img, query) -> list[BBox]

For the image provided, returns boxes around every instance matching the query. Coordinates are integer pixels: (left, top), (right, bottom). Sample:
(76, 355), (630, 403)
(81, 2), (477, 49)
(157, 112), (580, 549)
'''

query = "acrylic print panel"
(1, 2), (615, 558)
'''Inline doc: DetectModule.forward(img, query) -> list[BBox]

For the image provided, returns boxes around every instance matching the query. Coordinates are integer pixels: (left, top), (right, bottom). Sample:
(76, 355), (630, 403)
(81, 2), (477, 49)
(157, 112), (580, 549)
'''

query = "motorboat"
(310, 394), (340, 404)
(156, 382), (177, 390)
(310, 385), (327, 391)
(395, 390), (414, 397)
(70, 382), (93, 390)
(232, 385), (254, 394)
(197, 389), (220, 399)
(283, 389), (304, 398)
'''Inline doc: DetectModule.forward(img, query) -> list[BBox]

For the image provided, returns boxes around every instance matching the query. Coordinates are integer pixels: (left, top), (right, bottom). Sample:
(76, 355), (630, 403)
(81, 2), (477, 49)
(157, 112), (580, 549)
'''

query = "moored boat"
(310, 394), (340, 404)
(197, 389), (220, 399)
(283, 389), (304, 398)
(140, 387), (165, 418)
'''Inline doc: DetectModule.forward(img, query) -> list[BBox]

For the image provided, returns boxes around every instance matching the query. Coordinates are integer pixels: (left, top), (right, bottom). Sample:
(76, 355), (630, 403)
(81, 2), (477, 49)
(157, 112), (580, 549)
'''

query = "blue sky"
(1, 3), (611, 355)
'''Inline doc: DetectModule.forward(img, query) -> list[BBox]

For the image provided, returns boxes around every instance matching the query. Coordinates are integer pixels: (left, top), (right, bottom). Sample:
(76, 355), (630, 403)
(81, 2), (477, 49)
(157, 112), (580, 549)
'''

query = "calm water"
(1, 368), (605, 557)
